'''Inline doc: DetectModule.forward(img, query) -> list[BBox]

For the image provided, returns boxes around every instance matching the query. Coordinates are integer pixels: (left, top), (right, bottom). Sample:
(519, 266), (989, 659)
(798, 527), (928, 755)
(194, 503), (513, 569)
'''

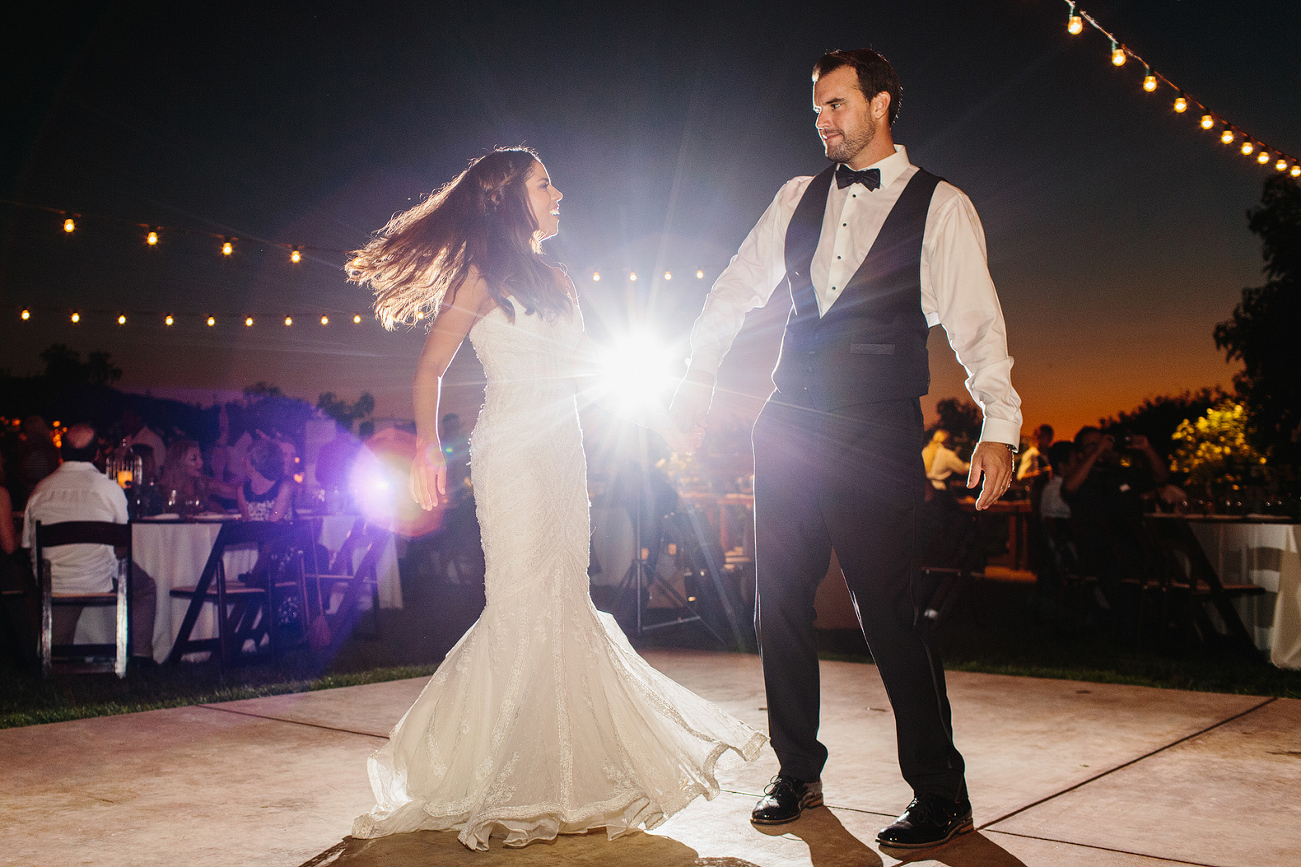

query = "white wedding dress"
(352, 298), (765, 851)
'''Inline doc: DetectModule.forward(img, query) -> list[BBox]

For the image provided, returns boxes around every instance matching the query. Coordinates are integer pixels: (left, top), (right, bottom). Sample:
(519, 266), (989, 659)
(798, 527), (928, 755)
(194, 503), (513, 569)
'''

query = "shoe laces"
(764, 775), (801, 798)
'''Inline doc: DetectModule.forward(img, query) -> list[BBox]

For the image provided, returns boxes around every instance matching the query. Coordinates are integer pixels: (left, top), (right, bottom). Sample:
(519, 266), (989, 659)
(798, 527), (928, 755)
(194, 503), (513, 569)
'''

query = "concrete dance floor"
(4, 650), (1298, 866)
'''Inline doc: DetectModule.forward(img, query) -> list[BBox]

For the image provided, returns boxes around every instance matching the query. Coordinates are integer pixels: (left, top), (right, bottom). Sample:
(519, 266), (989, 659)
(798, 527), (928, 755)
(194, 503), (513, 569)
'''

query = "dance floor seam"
(197, 702), (391, 741)
(978, 695), (1276, 830)
(984, 830), (1222, 867)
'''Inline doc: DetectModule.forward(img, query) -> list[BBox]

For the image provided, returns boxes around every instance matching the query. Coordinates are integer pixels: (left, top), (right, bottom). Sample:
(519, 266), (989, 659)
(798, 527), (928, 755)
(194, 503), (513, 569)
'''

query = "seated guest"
(922, 429), (969, 493)
(20, 423), (155, 659)
(1061, 427), (1168, 610)
(1017, 424), (1054, 483)
(238, 438), (293, 522)
(1039, 440), (1077, 520)
(159, 440), (232, 513)
(18, 415), (61, 502)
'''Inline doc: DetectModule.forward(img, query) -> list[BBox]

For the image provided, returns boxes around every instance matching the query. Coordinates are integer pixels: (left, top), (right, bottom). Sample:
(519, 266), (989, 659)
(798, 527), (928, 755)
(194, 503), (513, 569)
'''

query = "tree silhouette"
(1214, 175), (1301, 465)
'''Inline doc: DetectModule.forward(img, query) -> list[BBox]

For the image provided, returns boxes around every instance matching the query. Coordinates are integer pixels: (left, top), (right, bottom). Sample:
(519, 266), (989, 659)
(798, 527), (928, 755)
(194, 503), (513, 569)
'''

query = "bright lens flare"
(590, 333), (679, 419)
(348, 427), (445, 537)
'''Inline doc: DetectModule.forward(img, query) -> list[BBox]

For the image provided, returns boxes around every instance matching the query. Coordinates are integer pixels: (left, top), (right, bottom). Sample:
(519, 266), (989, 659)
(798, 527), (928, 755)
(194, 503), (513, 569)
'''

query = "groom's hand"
(968, 441), (1015, 511)
(670, 368), (716, 434)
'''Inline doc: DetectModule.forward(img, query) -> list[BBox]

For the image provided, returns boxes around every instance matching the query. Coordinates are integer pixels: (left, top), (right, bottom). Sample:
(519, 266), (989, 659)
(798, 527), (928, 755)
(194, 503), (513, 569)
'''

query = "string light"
(164, 314), (174, 326)
(70, 312), (80, 323)
(663, 271), (672, 280)
(629, 272), (638, 282)
(1277, 158), (1289, 172)
(696, 269), (704, 279)
(221, 238), (233, 256)
(592, 272), (600, 282)
(353, 314), (362, 323)
(21, 309), (30, 320)
(63, 216), (76, 233)
(146, 229), (159, 246)
(1059, 3), (1297, 176)
(245, 316), (255, 327)
(320, 315), (329, 325)
(290, 247), (302, 263)
(1067, 2), (1083, 34)
(1292, 166), (1301, 178)
(284, 316), (293, 326)
(206, 316), (216, 327)
(117, 314), (126, 325)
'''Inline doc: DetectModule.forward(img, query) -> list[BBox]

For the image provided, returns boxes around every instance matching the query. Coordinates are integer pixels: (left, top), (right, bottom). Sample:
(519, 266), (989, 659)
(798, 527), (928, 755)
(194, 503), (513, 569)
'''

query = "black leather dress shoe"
(750, 775), (823, 825)
(875, 792), (973, 849)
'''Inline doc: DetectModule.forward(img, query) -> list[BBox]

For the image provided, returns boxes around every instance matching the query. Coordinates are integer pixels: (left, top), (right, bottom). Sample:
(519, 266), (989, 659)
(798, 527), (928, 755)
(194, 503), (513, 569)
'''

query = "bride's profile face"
(524, 161), (562, 240)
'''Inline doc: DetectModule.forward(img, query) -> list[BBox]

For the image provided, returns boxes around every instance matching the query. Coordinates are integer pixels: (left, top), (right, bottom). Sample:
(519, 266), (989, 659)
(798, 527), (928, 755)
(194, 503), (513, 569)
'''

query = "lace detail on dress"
(351, 299), (765, 850)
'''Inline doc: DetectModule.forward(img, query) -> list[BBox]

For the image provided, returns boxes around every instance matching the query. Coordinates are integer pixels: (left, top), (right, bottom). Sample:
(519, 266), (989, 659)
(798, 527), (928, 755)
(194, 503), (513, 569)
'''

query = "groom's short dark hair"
(812, 49), (902, 127)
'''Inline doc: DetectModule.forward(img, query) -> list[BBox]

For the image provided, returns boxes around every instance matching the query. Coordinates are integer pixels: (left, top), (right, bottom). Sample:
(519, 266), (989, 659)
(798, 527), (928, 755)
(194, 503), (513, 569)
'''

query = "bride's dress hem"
(352, 731), (766, 851)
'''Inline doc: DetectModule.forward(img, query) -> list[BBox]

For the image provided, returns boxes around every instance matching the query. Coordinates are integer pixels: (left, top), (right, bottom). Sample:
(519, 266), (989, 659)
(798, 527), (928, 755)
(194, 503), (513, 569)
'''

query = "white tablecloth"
(1188, 521), (1301, 669)
(72, 516), (401, 663)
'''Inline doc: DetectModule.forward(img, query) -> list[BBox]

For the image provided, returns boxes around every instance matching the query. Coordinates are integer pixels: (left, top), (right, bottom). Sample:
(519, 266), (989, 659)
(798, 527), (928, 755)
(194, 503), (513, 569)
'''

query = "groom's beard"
(823, 118), (877, 164)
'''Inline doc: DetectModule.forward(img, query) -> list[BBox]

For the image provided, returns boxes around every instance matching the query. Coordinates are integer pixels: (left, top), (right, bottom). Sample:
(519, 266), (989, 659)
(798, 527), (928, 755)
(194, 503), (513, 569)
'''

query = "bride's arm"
(411, 273), (493, 510)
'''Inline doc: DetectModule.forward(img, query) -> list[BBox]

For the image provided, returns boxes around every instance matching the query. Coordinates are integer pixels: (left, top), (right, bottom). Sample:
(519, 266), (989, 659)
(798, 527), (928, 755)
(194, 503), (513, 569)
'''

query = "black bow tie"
(835, 165), (881, 190)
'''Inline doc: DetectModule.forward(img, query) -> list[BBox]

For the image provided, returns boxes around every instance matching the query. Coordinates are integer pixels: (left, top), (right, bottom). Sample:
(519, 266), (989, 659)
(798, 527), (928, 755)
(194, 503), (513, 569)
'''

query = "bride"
(346, 146), (765, 851)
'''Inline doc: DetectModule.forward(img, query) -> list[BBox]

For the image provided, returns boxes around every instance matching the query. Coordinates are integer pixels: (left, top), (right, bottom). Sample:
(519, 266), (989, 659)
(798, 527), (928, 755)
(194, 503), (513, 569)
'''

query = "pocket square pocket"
(849, 343), (895, 355)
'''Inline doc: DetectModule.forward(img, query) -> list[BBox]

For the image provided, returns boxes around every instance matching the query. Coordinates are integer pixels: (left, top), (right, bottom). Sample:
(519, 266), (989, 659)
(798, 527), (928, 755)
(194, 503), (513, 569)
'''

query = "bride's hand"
(410, 439), (447, 511)
(658, 420), (705, 456)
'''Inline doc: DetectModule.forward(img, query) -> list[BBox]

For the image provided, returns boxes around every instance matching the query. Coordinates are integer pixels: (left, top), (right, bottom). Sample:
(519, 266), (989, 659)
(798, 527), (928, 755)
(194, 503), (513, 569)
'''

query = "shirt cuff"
(979, 418), (1022, 448)
(685, 351), (724, 379)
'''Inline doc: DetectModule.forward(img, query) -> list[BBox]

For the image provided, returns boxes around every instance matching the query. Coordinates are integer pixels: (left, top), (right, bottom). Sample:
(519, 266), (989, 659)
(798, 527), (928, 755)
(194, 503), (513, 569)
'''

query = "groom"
(672, 49), (1021, 849)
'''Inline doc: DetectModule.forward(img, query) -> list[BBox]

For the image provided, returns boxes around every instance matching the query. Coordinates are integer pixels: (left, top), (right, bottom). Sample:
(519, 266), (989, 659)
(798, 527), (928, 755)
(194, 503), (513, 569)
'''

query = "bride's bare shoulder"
(455, 265), (498, 317)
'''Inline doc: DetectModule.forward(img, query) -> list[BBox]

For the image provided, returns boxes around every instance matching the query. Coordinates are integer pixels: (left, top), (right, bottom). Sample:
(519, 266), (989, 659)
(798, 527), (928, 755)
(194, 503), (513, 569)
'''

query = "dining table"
(71, 513), (401, 663)
(1148, 513), (1301, 669)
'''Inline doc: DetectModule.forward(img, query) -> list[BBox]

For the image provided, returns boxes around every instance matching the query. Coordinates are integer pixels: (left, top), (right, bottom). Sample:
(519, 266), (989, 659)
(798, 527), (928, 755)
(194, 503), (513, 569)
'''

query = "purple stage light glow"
(349, 427), (445, 538)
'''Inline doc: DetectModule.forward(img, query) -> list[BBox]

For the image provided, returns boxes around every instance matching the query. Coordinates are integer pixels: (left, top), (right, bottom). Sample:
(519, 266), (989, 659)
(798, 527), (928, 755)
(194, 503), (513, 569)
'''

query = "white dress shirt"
(22, 461), (130, 594)
(688, 145), (1022, 446)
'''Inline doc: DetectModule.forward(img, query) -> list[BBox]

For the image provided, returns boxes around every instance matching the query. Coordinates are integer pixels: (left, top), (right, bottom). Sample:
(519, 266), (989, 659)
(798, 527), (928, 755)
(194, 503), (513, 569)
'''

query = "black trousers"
(752, 396), (966, 801)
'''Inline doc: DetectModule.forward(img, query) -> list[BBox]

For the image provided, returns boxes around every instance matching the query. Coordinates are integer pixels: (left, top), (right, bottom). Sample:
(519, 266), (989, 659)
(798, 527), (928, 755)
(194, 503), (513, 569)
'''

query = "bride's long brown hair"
(349, 146), (572, 328)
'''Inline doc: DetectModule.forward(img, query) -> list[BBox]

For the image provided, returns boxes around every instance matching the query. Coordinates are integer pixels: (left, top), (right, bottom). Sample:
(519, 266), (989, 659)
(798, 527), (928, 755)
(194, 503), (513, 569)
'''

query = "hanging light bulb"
(206, 316), (216, 327)
(592, 272), (601, 282)
(1173, 95), (1187, 113)
(1200, 114), (1214, 130)
(1277, 158), (1289, 172)
(320, 315), (329, 325)
(1241, 141), (1254, 155)
(284, 316), (293, 326)
(629, 272), (638, 282)
(1143, 67), (1157, 92)
(1110, 41), (1126, 66)
(63, 216), (76, 233)
(1291, 165), (1301, 178)
(222, 238), (233, 256)
(1257, 151), (1270, 165)
(353, 314), (362, 323)
(21, 308), (31, 320)
(1221, 127), (1235, 145)
(117, 314), (126, 325)
(164, 314), (174, 326)
(245, 316), (255, 327)
(146, 229), (159, 246)
(664, 271), (672, 281)
(1067, 2), (1083, 34)
(70, 311), (80, 323)
(696, 269), (704, 279)
(290, 247), (302, 263)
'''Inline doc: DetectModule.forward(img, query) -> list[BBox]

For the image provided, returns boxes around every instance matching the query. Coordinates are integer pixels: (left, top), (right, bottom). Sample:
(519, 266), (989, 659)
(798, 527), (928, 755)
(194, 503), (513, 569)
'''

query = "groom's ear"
(870, 91), (892, 124)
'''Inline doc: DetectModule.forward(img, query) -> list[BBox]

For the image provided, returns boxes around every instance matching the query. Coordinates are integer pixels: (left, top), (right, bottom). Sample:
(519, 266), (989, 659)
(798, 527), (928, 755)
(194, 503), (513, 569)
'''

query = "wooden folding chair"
(304, 521), (389, 654)
(167, 521), (311, 669)
(34, 520), (133, 678)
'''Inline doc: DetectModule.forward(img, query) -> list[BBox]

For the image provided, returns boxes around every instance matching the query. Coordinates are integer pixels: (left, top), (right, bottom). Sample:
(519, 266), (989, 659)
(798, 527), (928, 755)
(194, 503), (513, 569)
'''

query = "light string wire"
(1062, 1), (1299, 175)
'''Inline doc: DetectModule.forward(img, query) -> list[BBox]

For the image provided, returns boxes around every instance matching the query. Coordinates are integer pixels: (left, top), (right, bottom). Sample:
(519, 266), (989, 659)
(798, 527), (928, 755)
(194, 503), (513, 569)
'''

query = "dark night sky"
(3, 0), (1299, 438)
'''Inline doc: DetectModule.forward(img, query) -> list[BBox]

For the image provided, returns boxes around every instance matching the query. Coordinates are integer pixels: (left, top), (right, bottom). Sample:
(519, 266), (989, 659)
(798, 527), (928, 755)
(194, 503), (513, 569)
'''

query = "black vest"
(772, 165), (941, 410)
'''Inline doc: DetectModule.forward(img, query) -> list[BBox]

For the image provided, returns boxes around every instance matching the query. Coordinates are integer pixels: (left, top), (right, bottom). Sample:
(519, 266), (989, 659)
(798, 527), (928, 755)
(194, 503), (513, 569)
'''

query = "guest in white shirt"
(922, 430), (970, 492)
(21, 423), (155, 658)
